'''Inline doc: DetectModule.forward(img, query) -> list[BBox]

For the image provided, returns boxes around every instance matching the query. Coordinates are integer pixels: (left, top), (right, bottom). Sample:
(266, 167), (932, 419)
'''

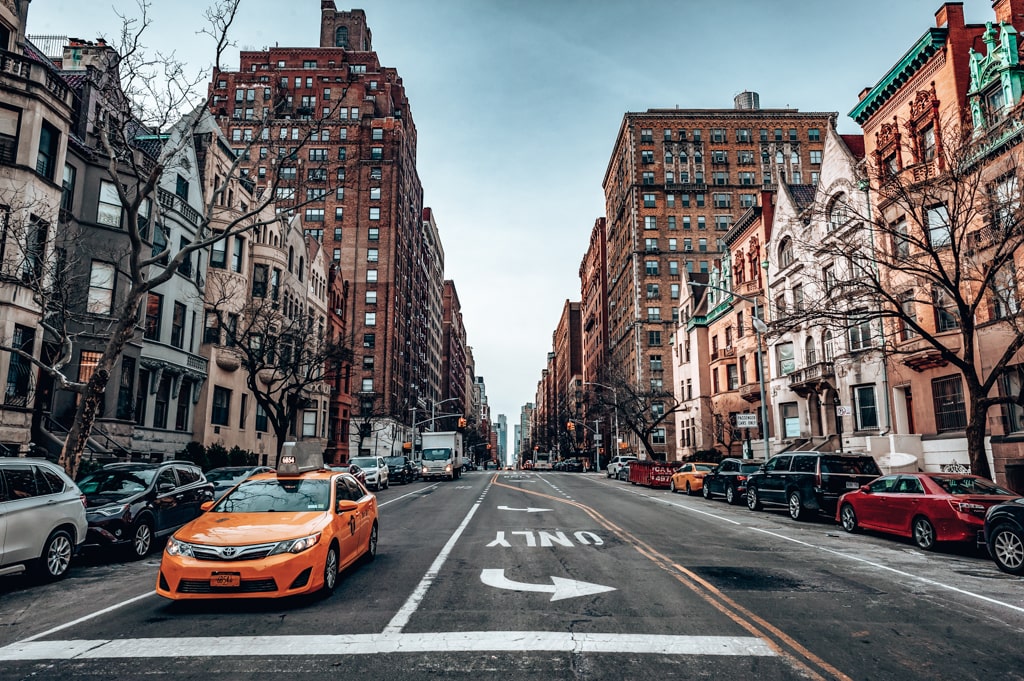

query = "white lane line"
(0, 632), (775, 660)
(378, 481), (442, 507)
(582, 476), (1024, 615)
(14, 591), (156, 644)
(382, 484), (489, 633)
(749, 527), (1024, 615)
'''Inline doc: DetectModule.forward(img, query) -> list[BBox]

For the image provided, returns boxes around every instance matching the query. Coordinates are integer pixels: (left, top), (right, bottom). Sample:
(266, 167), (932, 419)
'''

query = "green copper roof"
(849, 28), (948, 125)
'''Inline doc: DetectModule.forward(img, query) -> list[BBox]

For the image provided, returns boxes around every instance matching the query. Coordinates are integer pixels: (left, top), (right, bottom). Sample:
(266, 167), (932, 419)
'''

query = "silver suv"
(349, 455), (389, 491)
(606, 455), (638, 479)
(0, 458), (88, 580)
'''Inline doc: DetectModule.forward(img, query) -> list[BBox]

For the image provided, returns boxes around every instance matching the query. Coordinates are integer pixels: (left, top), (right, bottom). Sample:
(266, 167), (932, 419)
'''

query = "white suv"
(606, 455), (638, 479)
(1, 458), (88, 581)
(349, 456), (389, 491)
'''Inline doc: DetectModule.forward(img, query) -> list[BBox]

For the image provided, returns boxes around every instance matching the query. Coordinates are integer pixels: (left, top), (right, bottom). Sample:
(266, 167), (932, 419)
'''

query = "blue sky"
(27, 0), (996, 440)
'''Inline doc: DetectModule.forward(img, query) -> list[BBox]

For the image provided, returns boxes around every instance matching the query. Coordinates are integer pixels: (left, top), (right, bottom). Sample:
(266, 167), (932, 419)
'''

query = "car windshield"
(385, 457), (406, 465)
(213, 478), (331, 512)
(740, 463), (763, 474)
(694, 464), (714, 472)
(78, 469), (156, 496)
(930, 476), (1016, 496)
(206, 468), (247, 482)
(821, 457), (881, 475)
(421, 448), (451, 461)
(349, 457), (378, 468)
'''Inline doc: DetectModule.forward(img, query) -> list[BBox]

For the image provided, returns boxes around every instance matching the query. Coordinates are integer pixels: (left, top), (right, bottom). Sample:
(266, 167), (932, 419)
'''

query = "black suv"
(385, 456), (416, 484)
(745, 452), (881, 520)
(702, 458), (765, 505)
(78, 461), (214, 558)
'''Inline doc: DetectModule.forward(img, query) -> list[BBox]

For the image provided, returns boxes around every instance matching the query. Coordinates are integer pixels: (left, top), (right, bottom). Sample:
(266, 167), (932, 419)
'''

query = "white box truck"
(419, 431), (464, 480)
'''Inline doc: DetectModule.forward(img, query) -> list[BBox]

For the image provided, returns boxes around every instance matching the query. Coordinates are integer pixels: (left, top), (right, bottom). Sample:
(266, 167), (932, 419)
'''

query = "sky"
(26, 0), (996, 441)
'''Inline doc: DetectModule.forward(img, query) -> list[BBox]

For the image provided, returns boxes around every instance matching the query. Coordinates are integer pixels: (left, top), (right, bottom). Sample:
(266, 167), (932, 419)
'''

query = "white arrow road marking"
(496, 505), (551, 513)
(480, 569), (616, 601)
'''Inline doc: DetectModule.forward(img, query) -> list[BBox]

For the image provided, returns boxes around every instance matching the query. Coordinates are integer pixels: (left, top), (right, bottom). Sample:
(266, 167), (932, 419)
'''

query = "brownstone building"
(603, 95), (833, 458)
(209, 3), (431, 457)
(440, 280), (468, 429)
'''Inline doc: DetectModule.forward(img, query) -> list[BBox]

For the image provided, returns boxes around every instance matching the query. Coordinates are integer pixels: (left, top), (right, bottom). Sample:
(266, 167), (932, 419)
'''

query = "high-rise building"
(602, 95), (833, 459)
(209, 3), (430, 457)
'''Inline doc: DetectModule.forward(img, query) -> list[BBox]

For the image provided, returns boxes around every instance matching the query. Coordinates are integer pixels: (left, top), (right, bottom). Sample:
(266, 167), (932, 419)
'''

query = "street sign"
(734, 413), (758, 429)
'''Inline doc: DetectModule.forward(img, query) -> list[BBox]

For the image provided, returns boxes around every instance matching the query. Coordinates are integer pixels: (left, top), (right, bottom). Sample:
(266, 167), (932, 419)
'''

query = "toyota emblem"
(221, 547), (237, 558)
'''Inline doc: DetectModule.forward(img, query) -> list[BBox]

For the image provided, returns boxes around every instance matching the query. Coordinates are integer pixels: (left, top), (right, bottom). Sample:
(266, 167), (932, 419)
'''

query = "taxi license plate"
(210, 573), (241, 587)
(846, 481), (860, 489)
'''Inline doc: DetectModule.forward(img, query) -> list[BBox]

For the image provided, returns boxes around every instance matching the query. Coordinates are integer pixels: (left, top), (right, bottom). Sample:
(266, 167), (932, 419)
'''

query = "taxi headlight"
(166, 537), (195, 558)
(92, 504), (128, 517)
(270, 533), (322, 555)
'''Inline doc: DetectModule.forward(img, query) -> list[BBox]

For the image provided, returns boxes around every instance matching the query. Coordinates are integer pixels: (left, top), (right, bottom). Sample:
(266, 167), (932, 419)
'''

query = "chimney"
(935, 3), (965, 29)
(992, 0), (1024, 24)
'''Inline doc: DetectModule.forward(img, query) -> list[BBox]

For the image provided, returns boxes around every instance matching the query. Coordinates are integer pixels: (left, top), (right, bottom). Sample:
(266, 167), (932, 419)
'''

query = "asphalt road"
(1, 470), (1023, 680)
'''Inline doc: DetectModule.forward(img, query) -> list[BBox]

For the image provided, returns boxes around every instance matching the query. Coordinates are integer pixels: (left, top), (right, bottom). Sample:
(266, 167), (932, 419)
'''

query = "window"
(645, 238), (658, 251)
(810, 150), (822, 165)
(368, 227), (379, 241)
(715, 216), (730, 230)
(36, 121), (59, 180)
(642, 172), (655, 185)
(154, 375), (171, 429)
(698, 238), (707, 252)
(848, 310), (873, 350)
(212, 386), (231, 426)
(305, 208), (325, 222)
(927, 204), (951, 247)
(648, 330), (662, 346)
(713, 172), (727, 185)
(309, 148), (328, 161)
(893, 218), (910, 258)
(934, 286), (960, 331)
(116, 356), (136, 420)
(781, 402), (800, 437)
(87, 261), (115, 314)
(778, 236), (794, 268)
(992, 262), (1020, 319)
(645, 260), (659, 275)
(727, 364), (739, 390)
(647, 307), (661, 321)
(4, 325), (34, 407)
(97, 181), (122, 227)
(919, 124), (936, 162)
(808, 128), (821, 142)
(792, 284), (804, 312)
(365, 312), (376, 326)
(211, 239), (226, 269)
(644, 216), (657, 230)
(144, 293), (162, 340)
(643, 193), (656, 208)
(641, 150), (654, 164)
(932, 375), (967, 431)
(366, 290), (377, 304)
(640, 128), (653, 143)
(713, 193), (730, 208)
(823, 330), (835, 361)
(824, 264), (836, 292)
(652, 428), (666, 445)
(776, 342), (795, 375)
(853, 385), (878, 430)
(360, 378), (374, 393)
(175, 378), (192, 431)
(367, 269), (378, 282)
(170, 302), (186, 348)
(252, 264), (268, 298)
(232, 238), (244, 273)
(646, 283), (660, 299)
(369, 207), (380, 220)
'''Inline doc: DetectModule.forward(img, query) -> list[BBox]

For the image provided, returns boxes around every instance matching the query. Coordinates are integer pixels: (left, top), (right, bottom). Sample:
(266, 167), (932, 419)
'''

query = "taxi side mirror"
(336, 499), (359, 513)
(200, 500), (215, 512)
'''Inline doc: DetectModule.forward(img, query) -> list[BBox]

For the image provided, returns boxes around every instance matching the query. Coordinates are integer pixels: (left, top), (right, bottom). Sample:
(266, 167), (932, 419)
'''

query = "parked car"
(205, 465), (274, 498)
(77, 461), (214, 559)
(746, 452), (881, 520)
(157, 466), (377, 600)
(562, 458), (584, 472)
(702, 458), (765, 505)
(385, 456), (416, 484)
(984, 497), (1024, 574)
(328, 464), (367, 487)
(607, 455), (638, 479)
(839, 473), (1018, 550)
(348, 456), (389, 491)
(670, 462), (717, 496)
(616, 462), (631, 481)
(0, 458), (88, 581)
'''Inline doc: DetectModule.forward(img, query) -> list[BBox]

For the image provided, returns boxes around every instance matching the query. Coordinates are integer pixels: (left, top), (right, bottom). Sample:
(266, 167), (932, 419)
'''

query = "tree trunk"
(965, 402), (992, 480)
(58, 369), (110, 478)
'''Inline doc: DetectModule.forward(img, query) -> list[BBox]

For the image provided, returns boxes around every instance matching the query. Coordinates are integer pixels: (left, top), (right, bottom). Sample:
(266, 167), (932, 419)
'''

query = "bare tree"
(776, 111), (1024, 479)
(587, 370), (687, 461)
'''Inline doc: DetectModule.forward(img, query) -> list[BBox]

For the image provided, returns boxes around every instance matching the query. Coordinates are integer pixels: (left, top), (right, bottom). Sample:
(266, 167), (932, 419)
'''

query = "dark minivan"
(745, 452), (881, 520)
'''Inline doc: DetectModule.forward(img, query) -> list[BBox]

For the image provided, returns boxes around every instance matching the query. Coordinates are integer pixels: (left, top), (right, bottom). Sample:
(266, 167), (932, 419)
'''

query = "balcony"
(739, 382), (762, 403)
(710, 346), (735, 362)
(787, 361), (835, 396)
(735, 279), (761, 298)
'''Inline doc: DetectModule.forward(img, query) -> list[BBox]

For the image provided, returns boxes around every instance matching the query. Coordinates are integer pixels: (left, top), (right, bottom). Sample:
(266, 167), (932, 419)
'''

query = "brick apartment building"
(602, 94), (833, 459)
(209, 3), (438, 457)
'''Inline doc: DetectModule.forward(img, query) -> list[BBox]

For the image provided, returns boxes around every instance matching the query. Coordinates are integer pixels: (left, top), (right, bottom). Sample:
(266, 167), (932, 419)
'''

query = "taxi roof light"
(277, 442), (325, 476)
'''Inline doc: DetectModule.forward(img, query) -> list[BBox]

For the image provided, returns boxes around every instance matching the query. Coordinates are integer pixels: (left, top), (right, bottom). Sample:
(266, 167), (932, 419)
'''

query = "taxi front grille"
(190, 542), (278, 561)
(178, 578), (278, 593)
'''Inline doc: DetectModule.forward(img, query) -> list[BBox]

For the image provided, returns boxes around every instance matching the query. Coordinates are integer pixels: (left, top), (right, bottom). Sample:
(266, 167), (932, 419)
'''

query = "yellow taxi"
(156, 451), (377, 600)
(670, 462), (718, 496)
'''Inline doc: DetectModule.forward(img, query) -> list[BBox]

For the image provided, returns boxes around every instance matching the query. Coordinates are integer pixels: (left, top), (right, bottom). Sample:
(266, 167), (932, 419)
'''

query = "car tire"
(686, 482), (694, 496)
(788, 491), (806, 521)
(746, 486), (762, 511)
(322, 543), (340, 596)
(840, 504), (859, 533)
(726, 485), (738, 505)
(128, 519), (154, 559)
(670, 480), (678, 493)
(364, 521), (378, 563)
(36, 529), (74, 580)
(988, 523), (1024, 575)
(912, 516), (936, 550)
(702, 483), (712, 499)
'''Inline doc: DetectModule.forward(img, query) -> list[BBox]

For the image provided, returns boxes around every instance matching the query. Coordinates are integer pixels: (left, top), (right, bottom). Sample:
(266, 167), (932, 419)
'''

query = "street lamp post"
(584, 382), (620, 461)
(691, 281), (771, 461)
(430, 397), (461, 431)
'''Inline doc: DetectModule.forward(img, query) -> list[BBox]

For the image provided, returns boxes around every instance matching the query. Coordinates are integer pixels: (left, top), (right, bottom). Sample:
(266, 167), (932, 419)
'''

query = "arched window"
(298, 257), (304, 282)
(828, 192), (849, 231)
(335, 26), (349, 48)
(288, 246), (294, 273)
(823, 330), (835, 362)
(778, 236), (794, 269)
(805, 337), (817, 366)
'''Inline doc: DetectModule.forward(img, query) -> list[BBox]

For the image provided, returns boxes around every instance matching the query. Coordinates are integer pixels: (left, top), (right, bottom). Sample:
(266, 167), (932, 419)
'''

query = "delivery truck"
(419, 431), (464, 480)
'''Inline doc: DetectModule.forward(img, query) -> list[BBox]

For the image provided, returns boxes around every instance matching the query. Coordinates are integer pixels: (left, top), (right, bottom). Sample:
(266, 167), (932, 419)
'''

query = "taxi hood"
(176, 512), (329, 545)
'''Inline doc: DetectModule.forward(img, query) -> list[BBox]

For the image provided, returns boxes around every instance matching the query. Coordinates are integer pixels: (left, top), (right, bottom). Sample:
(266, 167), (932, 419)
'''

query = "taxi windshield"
(213, 478), (331, 512)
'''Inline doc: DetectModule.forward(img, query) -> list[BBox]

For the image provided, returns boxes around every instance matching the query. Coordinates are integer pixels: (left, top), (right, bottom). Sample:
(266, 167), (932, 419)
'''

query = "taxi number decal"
(211, 573), (241, 587)
(348, 515), (357, 536)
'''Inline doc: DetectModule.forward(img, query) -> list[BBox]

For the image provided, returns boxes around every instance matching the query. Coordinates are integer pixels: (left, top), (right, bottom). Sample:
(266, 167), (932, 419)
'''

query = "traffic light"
(402, 441), (412, 451)
(457, 417), (467, 430)
(566, 421), (575, 432)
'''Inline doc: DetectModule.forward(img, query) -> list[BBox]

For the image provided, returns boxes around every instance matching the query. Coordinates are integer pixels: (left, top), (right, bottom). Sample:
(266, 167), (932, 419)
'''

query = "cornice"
(850, 28), (948, 125)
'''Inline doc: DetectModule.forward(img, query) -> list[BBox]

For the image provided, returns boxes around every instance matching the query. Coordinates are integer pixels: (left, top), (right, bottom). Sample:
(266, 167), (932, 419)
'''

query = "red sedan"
(837, 473), (1019, 550)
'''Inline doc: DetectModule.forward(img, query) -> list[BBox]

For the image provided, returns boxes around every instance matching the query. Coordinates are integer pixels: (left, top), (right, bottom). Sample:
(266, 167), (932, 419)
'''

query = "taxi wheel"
(686, 482), (693, 496)
(364, 522), (378, 563)
(322, 544), (340, 596)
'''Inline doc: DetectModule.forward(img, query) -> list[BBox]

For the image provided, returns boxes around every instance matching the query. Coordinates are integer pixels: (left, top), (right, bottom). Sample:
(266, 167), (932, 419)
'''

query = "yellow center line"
(493, 475), (853, 681)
